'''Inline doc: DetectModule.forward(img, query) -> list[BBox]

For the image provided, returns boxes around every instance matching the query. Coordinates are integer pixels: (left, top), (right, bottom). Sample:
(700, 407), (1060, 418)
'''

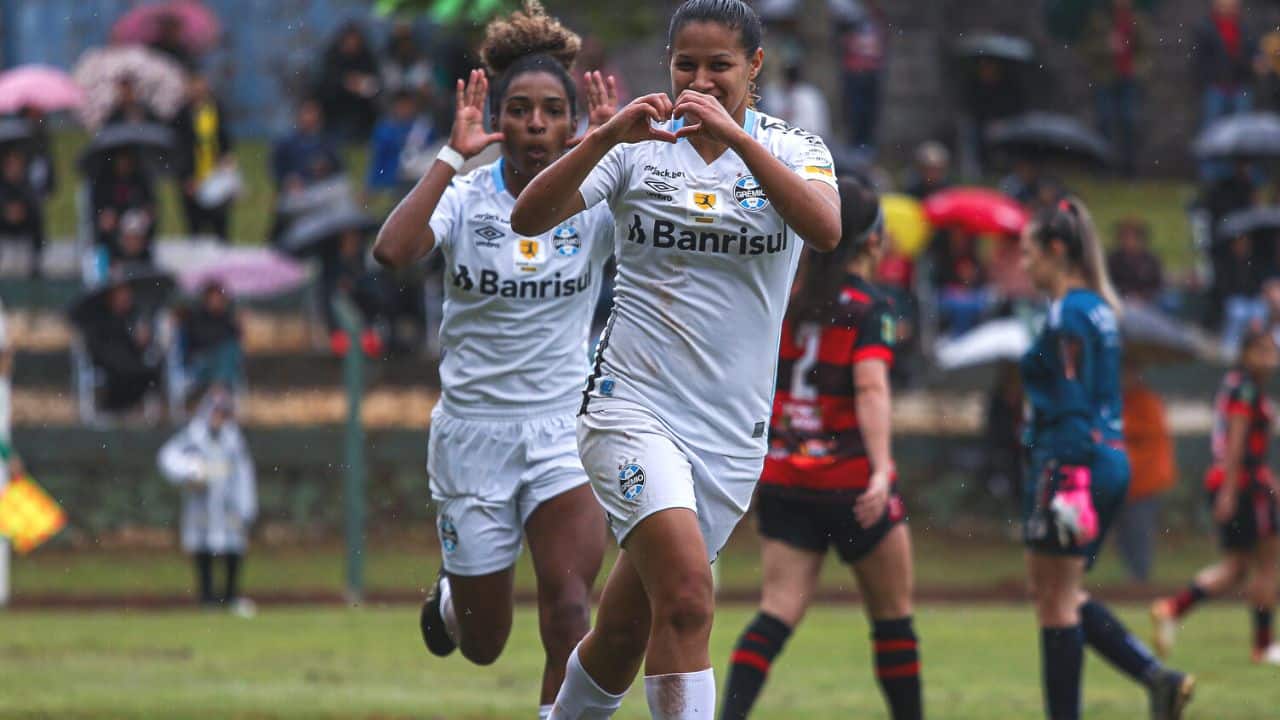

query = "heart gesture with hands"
(598, 93), (680, 145)
(450, 69), (505, 159)
(672, 90), (746, 146)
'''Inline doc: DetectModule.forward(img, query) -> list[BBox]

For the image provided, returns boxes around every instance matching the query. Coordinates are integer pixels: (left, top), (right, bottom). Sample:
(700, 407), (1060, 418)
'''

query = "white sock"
(439, 575), (460, 643)
(539, 704), (553, 720)
(548, 644), (626, 719)
(644, 668), (715, 719)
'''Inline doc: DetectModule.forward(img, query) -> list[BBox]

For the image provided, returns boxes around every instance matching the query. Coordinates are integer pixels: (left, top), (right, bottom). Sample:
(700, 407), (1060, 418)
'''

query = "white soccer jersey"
(430, 159), (614, 418)
(578, 108), (837, 457)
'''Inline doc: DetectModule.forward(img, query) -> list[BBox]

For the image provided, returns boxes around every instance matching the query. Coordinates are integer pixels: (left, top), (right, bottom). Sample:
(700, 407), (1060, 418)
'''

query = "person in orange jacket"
(1115, 358), (1177, 582)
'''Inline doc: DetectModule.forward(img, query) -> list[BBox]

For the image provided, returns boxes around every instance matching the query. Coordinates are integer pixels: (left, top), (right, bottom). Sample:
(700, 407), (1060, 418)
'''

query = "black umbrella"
(1193, 112), (1280, 160)
(78, 122), (175, 176)
(988, 112), (1112, 165)
(954, 34), (1035, 64)
(0, 117), (33, 148)
(1216, 206), (1280, 241)
(280, 208), (379, 258)
(68, 264), (177, 329)
(1121, 304), (1215, 365)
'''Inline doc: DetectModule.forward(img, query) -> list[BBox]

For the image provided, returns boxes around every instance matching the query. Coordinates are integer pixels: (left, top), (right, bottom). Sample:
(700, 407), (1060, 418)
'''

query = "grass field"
(0, 604), (1273, 719)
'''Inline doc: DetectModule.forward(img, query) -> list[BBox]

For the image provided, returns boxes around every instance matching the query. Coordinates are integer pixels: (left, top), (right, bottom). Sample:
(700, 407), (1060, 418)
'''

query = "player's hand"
(1213, 488), (1238, 524)
(598, 94), (677, 146)
(671, 90), (748, 146)
(449, 69), (505, 160)
(854, 469), (892, 529)
(567, 72), (621, 149)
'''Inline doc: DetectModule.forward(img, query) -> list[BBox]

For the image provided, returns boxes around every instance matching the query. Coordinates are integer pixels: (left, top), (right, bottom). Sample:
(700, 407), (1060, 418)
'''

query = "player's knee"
(652, 581), (714, 638)
(594, 615), (650, 658)
(459, 622), (512, 666)
(539, 595), (591, 657)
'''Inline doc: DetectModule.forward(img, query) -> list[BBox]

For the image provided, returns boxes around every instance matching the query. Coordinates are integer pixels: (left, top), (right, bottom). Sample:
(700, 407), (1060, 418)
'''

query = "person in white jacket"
(158, 386), (257, 614)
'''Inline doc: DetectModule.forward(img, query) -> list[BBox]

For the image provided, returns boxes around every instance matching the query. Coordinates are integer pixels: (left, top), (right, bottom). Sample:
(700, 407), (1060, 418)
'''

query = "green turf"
(12, 530), (1221, 599)
(45, 130), (1196, 268)
(0, 604), (1271, 718)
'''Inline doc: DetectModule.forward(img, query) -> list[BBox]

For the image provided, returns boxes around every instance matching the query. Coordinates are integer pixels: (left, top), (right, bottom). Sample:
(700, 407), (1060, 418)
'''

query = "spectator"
(1114, 360), (1176, 582)
(932, 229), (991, 335)
(1107, 218), (1164, 302)
(271, 99), (343, 193)
(838, 0), (887, 152)
(316, 22), (381, 142)
(104, 75), (160, 126)
(322, 229), (385, 357)
(1218, 234), (1265, 356)
(85, 282), (162, 413)
(998, 158), (1042, 206)
(147, 11), (197, 70)
(762, 61), (831, 139)
(981, 361), (1026, 507)
(178, 282), (243, 397)
(0, 148), (44, 277)
(365, 90), (435, 202)
(877, 229), (916, 293)
(158, 386), (257, 615)
(1255, 30), (1280, 112)
(171, 73), (236, 243)
(1084, 0), (1152, 176)
(380, 21), (434, 103)
(1264, 277), (1280, 347)
(18, 106), (55, 201)
(90, 149), (156, 262)
(902, 141), (951, 199)
(1194, 0), (1257, 179)
(966, 56), (1027, 170)
(110, 209), (155, 267)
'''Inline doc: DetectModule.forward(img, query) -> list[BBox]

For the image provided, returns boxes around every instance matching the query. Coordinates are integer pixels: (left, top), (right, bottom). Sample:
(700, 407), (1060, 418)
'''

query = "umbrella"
(68, 264), (177, 329)
(173, 248), (309, 300)
(111, 0), (222, 54)
(71, 45), (186, 130)
(1216, 206), (1280, 241)
(954, 33), (1035, 64)
(923, 187), (1029, 236)
(0, 65), (86, 114)
(78, 122), (175, 176)
(276, 177), (358, 218)
(881, 193), (931, 257)
(756, 0), (866, 25)
(988, 112), (1112, 166)
(934, 317), (1032, 371)
(0, 118), (32, 148)
(280, 209), (379, 258)
(1193, 112), (1280, 160)
(1120, 303), (1218, 365)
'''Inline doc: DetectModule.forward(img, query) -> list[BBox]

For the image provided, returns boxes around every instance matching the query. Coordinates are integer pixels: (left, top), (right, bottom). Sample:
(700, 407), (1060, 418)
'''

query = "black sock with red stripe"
(720, 612), (792, 720)
(1253, 606), (1273, 655)
(872, 616), (923, 720)
(1170, 583), (1207, 618)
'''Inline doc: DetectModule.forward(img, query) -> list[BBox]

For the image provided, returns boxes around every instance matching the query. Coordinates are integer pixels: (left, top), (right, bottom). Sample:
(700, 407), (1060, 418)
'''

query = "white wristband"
(437, 146), (465, 172)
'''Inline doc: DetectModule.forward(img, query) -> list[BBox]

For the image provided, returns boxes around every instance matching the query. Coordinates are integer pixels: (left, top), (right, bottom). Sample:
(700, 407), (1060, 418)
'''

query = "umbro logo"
(644, 179), (679, 194)
(474, 225), (505, 242)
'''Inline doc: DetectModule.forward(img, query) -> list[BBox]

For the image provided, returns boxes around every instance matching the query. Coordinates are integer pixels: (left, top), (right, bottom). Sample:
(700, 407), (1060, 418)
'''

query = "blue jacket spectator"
(271, 99), (343, 191)
(366, 91), (437, 194)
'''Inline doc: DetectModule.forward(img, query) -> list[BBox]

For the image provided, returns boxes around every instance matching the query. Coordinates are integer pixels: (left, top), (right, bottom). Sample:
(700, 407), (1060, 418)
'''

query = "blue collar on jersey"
(491, 157), (507, 194)
(671, 107), (757, 141)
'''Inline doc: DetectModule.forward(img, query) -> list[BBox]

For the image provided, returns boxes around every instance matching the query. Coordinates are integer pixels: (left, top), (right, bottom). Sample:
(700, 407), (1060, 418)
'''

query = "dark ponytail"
(785, 176), (881, 327)
(667, 0), (763, 58)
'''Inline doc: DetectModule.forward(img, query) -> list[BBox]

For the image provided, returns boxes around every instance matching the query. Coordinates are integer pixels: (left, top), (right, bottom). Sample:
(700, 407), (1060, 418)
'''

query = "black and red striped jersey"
(761, 274), (895, 494)
(1207, 369), (1274, 490)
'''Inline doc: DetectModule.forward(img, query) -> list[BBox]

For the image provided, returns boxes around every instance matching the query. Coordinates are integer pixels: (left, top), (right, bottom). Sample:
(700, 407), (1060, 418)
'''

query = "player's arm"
(374, 70), (503, 268)
(669, 91), (841, 251)
(513, 93), (677, 236)
(1215, 411), (1249, 522)
(853, 357), (893, 527)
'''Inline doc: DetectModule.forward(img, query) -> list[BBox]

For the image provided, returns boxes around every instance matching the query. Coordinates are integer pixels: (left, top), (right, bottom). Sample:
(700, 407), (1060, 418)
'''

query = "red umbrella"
(923, 187), (1030, 236)
(0, 65), (85, 114)
(111, 1), (222, 54)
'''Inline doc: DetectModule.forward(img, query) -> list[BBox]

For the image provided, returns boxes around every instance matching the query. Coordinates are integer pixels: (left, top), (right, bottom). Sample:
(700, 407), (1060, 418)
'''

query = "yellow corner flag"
(0, 475), (66, 554)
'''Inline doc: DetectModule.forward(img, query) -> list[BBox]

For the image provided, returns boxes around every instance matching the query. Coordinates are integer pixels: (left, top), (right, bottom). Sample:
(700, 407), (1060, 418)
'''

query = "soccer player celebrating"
(511, 1), (842, 716)
(1019, 199), (1193, 720)
(1152, 328), (1280, 665)
(372, 4), (618, 717)
(719, 177), (921, 720)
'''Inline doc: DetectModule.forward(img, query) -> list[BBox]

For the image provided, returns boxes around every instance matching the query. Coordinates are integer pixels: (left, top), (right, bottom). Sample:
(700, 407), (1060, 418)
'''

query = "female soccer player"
(511, 1), (842, 716)
(1020, 199), (1193, 720)
(1152, 328), (1280, 665)
(372, 4), (618, 717)
(719, 177), (921, 720)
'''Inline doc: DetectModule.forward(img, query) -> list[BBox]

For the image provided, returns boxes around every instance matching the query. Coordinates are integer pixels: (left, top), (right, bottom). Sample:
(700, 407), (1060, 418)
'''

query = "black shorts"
(1210, 485), (1280, 551)
(756, 487), (905, 565)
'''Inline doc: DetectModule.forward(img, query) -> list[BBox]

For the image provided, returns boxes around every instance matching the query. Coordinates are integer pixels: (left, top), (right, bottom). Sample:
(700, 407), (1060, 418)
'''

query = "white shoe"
(1150, 600), (1177, 659)
(230, 597), (257, 619)
(1255, 643), (1280, 666)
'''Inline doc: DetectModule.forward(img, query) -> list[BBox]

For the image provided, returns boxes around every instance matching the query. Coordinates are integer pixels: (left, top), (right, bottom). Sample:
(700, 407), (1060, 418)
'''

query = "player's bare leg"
(526, 484), (607, 705)
(1152, 551), (1249, 657)
(758, 540), (824, 626)
(1247, 537), (1279, 663)
(854, 525), (921, 720)
(446, 567), (517, 665)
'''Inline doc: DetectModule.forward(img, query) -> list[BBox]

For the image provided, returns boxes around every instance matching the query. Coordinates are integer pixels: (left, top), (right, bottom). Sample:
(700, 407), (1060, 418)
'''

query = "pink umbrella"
(174, 249), (310, 300)
(0, 65), (86, 114)
(111, 1), (222, 55)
